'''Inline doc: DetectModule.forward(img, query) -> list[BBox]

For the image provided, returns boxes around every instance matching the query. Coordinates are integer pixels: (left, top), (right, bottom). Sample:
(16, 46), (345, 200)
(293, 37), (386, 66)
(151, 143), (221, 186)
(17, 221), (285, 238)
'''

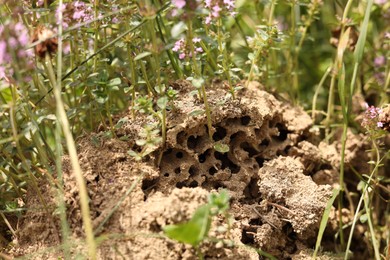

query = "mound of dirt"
(7, 81), (362, 259)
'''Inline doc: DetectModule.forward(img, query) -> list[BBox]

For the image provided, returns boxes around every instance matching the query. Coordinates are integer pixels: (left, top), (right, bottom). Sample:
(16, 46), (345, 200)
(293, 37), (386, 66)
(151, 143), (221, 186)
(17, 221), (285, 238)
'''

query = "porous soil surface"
(5, 81), (371, 259)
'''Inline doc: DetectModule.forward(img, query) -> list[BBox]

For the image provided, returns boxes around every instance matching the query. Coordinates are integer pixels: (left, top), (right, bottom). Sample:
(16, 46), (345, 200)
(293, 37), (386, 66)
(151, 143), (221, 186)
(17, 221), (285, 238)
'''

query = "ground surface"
(6, 81), (371, 259)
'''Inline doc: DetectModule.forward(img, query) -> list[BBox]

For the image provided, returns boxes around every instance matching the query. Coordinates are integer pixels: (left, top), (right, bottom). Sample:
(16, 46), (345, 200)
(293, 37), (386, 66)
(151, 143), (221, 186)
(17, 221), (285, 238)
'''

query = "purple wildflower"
(193, 37), (201, 43)
(172, 37), (203, 60)
(0, 40), (9, 64)
(170, 0), (200, 20)
(179, 53), (186, 59)
(374, 56), (386, 67)
(0, 21), (34, 82)
(374, 0), (387, 5)
(374, 72), (385, 85)
(56, 1), (93, 29)
(204, 0), (236, 25)
(172, 0), (186, 8)
(63, 43), (71, 54)
(361, 103), (384, 131)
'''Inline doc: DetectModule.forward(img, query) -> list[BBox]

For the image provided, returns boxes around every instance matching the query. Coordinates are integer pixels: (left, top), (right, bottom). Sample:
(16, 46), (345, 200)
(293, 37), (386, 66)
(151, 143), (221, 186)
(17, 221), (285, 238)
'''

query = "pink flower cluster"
(56, 1), (93, 29)
(172, 0), (186, 8)
(361, 103), (384, 130)
(0, 22), (34, 82)
(172, 37), (203, 59)
(204, 0), (236, 24)
(171, 0), (200, 19)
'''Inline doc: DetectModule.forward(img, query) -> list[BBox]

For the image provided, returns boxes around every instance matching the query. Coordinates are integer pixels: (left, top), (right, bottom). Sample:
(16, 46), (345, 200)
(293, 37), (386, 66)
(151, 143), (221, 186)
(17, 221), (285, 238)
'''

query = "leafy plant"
(163, 190), (230, 256)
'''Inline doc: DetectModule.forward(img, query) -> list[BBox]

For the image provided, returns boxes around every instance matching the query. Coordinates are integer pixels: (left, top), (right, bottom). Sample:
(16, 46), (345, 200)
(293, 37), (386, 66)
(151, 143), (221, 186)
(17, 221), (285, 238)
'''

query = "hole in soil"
(244, 177), (260, 200)
(176, 131), (186, 144)
(273, 123), (289, 141)
(255, 157), (265, 167)
(94, 174), (100, 182)
(283, 222), (297, 240)
(176, 181), (186, 189)
(282, 223), (298, 254)
(249, 218), (263, 226)
(176, 151), (184, 158)
(214, 151), (241, 173)
(212, 182), (226, 189)
(260, 139), (270, 147)
(212, 126), (227, 141)
(229, 131), (245, 142)
(187, 135), (202, 150)
(163, 173), (169, 177)
(320, 164), (333, 170)
(174, 167), (181, 174)
(198, 149), (210, 163)
(208, 166), (217, 175)
(241, 115), (251, 125)
(230, 132), (239, 141)
(241, 226), (256, 244)
(188, 180), (198, 187)
(277, 145), (292, 156)
(164, 148), (173, 154)
(189, 165), (198, 176)
(255, 128), (261, 137)
(240, 142), (259, 157)
(142, 178), (158, 191)
(141, 178), (159, 200)
(149, 222), (162, 233)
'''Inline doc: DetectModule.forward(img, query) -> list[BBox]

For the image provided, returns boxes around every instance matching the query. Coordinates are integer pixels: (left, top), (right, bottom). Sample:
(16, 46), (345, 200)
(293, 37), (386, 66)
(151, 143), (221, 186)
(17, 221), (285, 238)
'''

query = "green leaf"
(134, 52), (152, 61)
(171, 21), (187, 38)
(37, 114), (56, 123)
(192, 77), (204, 89)
(154, 84), (166, 94)
(189, 109), (205, 117)
(354, 0), (373, 63)
(128, 150), (142, 161)
(336, 27), (351, 68)
(214, 143), (229, 153)
(96, 96), (108, 104)
(209, 189), (230, 214)
(107, 78), (121, 87)
(359, 213), (368, 223)
(163, 204), (212, 247)
(157, 96), (168, 109)
(313, 187), (340, 259)
(136, 139), (146, 146)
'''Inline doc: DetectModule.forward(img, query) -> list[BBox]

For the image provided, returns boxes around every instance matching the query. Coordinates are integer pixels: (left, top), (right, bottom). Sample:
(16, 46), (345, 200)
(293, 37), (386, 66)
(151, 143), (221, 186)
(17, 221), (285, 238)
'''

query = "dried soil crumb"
(258, 156), (332, 239)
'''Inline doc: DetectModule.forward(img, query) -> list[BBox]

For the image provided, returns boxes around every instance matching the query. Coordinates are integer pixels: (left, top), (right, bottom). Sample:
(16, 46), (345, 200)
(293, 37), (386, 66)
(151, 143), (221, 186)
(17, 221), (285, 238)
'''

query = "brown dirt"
(5, 81), (368, 259)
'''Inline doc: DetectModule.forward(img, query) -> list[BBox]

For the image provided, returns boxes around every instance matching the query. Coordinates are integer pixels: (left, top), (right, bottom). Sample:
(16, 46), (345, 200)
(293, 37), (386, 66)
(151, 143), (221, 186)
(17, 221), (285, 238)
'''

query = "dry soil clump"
(8, 81), (350, 259)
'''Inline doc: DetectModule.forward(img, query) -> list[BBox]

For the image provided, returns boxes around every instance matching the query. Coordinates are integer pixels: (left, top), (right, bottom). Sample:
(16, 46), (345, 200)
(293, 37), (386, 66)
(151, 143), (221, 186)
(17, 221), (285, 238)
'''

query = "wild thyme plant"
(0, 0), (389, 259)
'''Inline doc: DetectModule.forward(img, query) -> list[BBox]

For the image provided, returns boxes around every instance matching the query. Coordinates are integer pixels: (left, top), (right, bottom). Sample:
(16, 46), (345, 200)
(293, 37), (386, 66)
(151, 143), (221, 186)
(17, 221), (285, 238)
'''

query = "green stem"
(217, 18), (235, 99)
(201, 84), (213, 140)
(93, 0), (99, 71)
(188, 21), (213, 140)
(268, 0), (276, 26)
(325, 66), (337, 140)
(155, 14), (184, 79)
(45, 53), (97, 260)
(127, 46), (137, 117)
(344, 142), (385, 260)
(246, 48), (262, 88)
